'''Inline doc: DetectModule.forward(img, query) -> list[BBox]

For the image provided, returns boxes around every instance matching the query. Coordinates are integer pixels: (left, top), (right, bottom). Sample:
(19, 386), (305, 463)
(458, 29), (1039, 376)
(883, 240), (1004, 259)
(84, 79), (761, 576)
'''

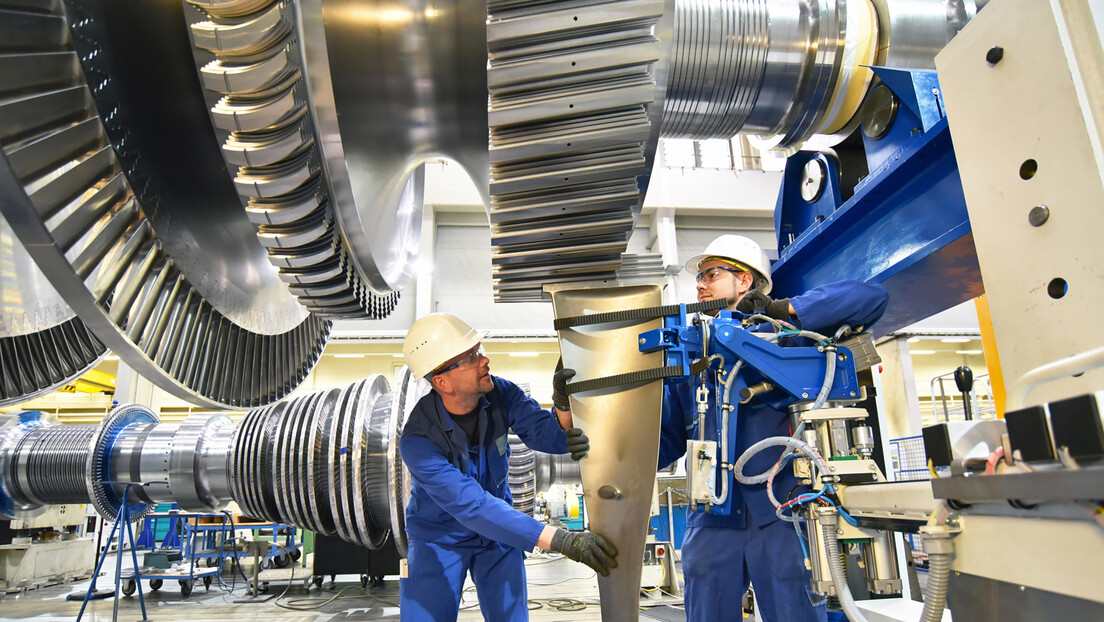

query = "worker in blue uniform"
(399, 312), (618, 621)
(658, 235), (889, 622)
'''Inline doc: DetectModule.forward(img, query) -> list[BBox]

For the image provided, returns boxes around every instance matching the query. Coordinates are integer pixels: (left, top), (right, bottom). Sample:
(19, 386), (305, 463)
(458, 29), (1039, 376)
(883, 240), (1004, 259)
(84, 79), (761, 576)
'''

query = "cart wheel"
(312, 575), (323, 590)
(203, 575), (212, 591)
(259, 582), (270, 593)
(149, 579), (163, 591)
(205, 558), (218, 567)
(290, 548), (301, 562)
(372, 575), (384, 587)
(121, 579), (136, 597)
(180, 580), (193, 597)
(360, 574), (368, 589)
(272, 553), (290, 568)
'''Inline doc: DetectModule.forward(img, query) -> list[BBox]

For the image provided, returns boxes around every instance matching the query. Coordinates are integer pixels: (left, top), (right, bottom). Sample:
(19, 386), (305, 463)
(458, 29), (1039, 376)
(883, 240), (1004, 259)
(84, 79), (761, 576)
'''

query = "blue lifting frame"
(770, 67), (984, 336)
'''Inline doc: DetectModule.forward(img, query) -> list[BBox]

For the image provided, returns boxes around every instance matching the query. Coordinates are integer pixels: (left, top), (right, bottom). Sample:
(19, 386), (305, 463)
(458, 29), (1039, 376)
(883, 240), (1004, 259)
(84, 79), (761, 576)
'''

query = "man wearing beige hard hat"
(398, 312), (617, 621)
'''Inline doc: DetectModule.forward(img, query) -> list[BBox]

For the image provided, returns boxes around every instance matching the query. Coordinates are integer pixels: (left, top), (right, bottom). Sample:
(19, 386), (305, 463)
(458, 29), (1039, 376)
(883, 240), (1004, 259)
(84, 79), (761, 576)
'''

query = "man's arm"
(789, 281), (890, 333)
(657, 380), (692, 470)
(499, 378), (570, 454)
(400, 435), (546, 551)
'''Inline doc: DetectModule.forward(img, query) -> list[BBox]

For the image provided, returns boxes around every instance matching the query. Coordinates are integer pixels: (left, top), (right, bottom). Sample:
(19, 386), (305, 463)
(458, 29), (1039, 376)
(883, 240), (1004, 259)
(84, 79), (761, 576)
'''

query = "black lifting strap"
(566, 357), (712, 395)
(553, 297), (728, 331)
(556, 298), (728, 395)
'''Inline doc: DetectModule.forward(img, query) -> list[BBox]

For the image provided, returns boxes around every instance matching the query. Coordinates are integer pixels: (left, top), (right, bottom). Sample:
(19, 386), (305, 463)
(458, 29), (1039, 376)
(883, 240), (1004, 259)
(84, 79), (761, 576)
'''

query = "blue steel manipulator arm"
(642, 308), (861, 516)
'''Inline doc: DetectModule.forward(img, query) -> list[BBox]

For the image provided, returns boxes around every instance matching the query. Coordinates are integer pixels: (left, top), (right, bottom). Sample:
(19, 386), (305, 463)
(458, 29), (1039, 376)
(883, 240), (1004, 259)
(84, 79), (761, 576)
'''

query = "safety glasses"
(695, 266), (745, 284)
(436, 345), (485, 375)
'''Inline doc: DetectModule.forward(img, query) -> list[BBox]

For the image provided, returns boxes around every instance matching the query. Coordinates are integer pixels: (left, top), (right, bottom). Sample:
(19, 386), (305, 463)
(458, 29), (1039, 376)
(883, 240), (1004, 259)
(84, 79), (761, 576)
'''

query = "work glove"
(552, 361), (576, 411)
(565, 427), (589, 461)
(550, 529), (618, 576)
(736, 289), (792, 320)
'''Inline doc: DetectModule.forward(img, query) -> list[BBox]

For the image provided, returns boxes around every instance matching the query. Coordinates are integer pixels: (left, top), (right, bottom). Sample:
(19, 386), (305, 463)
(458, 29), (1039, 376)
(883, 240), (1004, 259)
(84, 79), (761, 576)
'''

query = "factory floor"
(0, 550), (686, 621)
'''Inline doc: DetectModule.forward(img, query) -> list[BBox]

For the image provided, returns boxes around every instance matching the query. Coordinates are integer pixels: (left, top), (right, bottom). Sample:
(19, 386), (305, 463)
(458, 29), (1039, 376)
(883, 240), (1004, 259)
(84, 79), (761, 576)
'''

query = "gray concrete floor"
(0, 550), (684, 621)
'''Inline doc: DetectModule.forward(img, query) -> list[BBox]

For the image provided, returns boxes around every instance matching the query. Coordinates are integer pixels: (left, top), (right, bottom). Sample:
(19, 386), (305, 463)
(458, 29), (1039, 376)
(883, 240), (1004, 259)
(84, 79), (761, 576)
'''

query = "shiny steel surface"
(0, 413), (56, 519)
(70, 0), (306, 333)
(185, 0), (405, 317)
(123, 422), (179, 504)
(663, 0), (856, 149)
(871, 0), (976, 70)
(307, 0), (486, 293)
(0, 216), (77, 338)
(13, 424), (98, 507)
(550, 282), (666, 622)
(0, 2), (331, 409)
(171, 414), (235, 511)
(86, 404), (159, 521)
(387, 365), (429, 557)
(487, 0), (666, 301)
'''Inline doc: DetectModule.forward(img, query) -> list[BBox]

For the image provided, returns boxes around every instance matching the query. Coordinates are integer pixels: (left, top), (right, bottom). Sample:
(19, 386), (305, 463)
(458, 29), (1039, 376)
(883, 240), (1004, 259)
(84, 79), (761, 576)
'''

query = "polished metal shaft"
(0, 371), (429, 557)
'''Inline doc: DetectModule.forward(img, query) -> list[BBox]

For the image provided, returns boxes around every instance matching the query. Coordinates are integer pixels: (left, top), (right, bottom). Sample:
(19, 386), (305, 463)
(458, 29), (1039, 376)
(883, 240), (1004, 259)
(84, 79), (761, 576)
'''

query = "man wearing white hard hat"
(658, 234), (890, 622)
(398, 312), (617, 621)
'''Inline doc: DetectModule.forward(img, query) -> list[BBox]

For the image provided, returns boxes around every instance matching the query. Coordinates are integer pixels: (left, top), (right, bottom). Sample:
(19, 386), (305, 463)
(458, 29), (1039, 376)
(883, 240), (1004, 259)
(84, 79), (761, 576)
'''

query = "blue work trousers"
(683, 520), (827, 622)
(400, 537), (528, 621)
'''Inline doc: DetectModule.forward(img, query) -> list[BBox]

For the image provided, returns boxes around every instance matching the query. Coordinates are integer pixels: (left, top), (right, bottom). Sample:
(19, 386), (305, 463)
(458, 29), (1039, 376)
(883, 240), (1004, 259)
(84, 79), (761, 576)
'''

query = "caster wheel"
(259, 582), (270, 594)
(149, 579), (163, 591)
(179, 580), (193, 597)
(121, 579), (136, 597)
(372, 575), (384, 587)
(312, 576), (323, 590)
(203, 575), (212, 591)
(205, 558), (218, 567)
(360, 575), (368, 589)
(272, 553), (290, 568)
(290, 549), (301, 562)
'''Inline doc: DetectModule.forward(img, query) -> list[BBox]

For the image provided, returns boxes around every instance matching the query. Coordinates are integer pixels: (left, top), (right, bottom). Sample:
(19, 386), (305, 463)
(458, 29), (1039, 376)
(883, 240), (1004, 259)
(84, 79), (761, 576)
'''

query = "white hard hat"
(684, 234), (773, 294)
(403, 313), (488, 379)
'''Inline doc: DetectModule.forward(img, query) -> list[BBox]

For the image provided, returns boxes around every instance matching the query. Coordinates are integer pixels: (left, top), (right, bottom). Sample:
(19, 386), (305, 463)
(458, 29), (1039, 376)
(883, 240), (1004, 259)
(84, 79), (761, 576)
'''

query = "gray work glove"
(736, 289), (792, 320)
(552, 362), (575, 411)
(549, 529), (618, 576)
(565, 427), (589, 461)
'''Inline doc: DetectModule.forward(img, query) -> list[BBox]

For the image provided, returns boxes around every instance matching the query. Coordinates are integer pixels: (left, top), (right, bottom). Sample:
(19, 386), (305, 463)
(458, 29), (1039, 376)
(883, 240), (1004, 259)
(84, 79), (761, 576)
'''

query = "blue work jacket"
(658, 280), (889, 529)
(400, 376), (569, 552)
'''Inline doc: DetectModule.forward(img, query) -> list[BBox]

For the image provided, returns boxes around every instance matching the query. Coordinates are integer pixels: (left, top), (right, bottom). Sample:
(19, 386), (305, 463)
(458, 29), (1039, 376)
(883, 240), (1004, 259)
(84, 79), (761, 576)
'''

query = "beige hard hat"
(403, 313), (488, 379)
(683, 234), (773, 294)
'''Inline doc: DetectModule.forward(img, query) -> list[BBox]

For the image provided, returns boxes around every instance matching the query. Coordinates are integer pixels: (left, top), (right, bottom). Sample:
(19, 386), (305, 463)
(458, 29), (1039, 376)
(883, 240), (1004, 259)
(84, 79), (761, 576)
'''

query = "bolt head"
(1028, 205), (1050, 227)
(986, 46), (1004, 66)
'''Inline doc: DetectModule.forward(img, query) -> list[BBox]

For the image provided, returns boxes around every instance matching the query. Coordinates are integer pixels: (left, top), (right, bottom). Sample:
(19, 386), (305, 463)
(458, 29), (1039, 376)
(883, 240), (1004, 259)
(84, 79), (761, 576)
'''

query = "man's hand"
(549, 529), (618, 576)
(552, 365), (575, 411)
(736, 289), (792, 320)
(565, 427), (589, 461)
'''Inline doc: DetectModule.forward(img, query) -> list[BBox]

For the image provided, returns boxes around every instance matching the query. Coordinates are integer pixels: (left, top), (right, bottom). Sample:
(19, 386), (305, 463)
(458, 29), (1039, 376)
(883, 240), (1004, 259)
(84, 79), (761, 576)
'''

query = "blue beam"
(770, 118), (983, 336)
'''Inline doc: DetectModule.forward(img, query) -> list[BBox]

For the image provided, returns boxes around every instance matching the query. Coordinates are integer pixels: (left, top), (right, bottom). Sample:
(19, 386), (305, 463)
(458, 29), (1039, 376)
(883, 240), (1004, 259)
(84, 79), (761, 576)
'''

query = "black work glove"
(565, 427), (589, 461)
(549, 529), (618, 576)
(736, 289), (792, 320)
(552, 362), (576, 411)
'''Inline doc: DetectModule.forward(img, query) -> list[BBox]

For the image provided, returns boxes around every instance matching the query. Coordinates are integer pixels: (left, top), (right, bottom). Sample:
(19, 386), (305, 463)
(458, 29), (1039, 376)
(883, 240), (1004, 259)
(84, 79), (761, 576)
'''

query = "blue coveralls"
(658, 281), (889, 622)
(399, 375), (569, 621)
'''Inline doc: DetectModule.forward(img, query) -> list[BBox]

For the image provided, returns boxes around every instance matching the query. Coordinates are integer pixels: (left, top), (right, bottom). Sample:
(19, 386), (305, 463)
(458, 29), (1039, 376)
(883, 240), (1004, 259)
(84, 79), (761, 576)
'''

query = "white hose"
(921, 551), (952, 622)
(708, 359), (744, 506)
(735, 435), (830, 487)
(821, 511), (870, 622)
(811, 349), (837, 410)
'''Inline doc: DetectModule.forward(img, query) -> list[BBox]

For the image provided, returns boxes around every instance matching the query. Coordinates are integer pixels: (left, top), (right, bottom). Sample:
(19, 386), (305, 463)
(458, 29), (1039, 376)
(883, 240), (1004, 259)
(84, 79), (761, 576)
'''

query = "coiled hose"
(819, 508), (870, 622)
(919, 530), (955, 622)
